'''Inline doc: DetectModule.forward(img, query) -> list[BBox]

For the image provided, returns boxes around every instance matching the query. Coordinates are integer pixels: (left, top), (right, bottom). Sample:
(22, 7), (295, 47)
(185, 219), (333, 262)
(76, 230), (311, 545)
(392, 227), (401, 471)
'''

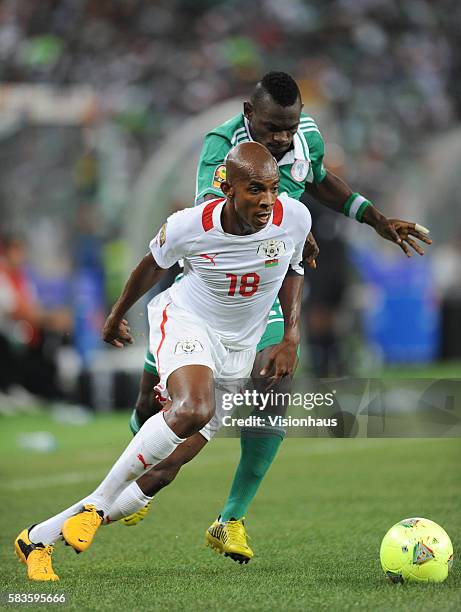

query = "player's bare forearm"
(110, 253), (164, 319)
(102, 253), (165, 348)
(306, 170), (387, 224)
(261, 272), (303, 382)
(305, 170), (432, 256)
(278, 271), (303, 346)
(305, 169), (352, 213)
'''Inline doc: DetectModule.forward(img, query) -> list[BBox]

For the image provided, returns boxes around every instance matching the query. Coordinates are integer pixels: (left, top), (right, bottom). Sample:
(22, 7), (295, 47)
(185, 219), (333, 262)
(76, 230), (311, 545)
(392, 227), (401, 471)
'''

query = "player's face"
(231, 170), (280, 232)
(244, 99), (302, 160)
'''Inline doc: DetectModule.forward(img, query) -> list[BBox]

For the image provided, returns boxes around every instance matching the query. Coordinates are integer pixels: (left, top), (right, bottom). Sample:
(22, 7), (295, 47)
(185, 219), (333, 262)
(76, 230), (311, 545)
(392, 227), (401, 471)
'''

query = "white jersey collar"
(212, 197), (279, 237)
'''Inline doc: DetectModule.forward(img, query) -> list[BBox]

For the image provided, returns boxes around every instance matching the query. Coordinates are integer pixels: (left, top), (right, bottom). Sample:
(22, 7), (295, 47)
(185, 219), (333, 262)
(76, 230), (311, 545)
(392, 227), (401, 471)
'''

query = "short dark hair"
(253, 71), (301, 107)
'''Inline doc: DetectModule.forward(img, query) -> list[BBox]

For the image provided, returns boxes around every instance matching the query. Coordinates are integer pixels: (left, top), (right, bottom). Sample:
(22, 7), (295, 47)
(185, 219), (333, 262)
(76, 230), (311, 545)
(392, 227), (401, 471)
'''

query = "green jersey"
(195, 112), (326, 203)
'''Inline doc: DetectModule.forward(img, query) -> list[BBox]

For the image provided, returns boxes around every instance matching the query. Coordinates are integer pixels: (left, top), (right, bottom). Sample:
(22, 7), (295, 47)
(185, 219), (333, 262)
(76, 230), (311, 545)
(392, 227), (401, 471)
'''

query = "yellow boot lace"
(80, 505), (103, 535)
(29, 545), (56, 577)
(226, 520), (249, 548)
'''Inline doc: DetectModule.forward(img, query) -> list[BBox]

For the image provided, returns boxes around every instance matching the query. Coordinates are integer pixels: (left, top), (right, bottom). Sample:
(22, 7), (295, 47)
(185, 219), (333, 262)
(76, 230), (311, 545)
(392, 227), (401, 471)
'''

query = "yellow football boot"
(61, 504), (103, 553)
(205, 517), (253, 564)
(122, 501), (152, 526)
(15, 527), (59, 581)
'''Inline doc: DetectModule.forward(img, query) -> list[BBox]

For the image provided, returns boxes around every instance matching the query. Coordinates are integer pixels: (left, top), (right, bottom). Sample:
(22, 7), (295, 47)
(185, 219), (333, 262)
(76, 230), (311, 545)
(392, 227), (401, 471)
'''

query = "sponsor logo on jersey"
(257, 239), (286, 260)
(157, 223), (167, 247)
(212, 164), (226, 189)
(199, 253), (219, 265)
(291, 159), (310, 182)
(174, 339), (204, 355)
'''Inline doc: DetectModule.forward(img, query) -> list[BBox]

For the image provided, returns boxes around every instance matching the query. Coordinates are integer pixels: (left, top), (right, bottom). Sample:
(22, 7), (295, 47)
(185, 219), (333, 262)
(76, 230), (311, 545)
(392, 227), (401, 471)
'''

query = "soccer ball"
(380, 517), (453, 583)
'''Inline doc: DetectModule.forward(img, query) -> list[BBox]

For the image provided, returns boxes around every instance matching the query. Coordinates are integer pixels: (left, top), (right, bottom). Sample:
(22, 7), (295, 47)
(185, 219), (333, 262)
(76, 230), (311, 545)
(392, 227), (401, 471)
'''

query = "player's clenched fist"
(102, 315), (134, 348)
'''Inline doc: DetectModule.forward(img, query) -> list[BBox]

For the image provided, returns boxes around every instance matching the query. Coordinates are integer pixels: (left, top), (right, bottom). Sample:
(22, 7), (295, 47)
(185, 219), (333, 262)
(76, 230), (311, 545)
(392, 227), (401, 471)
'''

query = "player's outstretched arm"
(305, 170), (432, 256)
(260, 271), (303, 385)
(102, 253), (165, 348)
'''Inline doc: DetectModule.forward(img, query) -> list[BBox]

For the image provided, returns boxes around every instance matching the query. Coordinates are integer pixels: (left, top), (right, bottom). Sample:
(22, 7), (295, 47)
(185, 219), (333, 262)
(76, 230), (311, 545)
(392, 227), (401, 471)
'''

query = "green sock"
(129, 409), (141, 436)
(220, 429), (284, 522)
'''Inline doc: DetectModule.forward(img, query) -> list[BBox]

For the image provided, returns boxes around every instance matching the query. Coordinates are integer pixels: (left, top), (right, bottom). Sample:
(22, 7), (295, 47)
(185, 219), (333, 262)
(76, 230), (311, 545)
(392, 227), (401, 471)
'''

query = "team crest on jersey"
(157, 223), (167, 247)
(212, 164), (226, 189)
(257, 239), (286, 260)
(291, 159), (310, 182)
(174, 340), (204, 355)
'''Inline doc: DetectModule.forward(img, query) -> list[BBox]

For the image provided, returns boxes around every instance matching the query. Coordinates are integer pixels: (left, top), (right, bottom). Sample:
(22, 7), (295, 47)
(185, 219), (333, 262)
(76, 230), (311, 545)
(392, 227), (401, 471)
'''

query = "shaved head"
(220, 141), (280, 235)
(226, 141), (278, 185)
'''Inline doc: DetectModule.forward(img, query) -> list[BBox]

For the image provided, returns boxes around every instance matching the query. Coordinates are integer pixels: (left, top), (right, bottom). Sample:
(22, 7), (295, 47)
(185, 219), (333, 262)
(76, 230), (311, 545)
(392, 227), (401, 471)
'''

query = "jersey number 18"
(226, 273), (260, 297)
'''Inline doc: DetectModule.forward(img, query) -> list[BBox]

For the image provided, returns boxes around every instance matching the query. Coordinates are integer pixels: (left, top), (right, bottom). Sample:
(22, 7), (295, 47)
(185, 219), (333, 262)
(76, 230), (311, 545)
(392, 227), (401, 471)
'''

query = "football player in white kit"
(15, 141), (312, 581)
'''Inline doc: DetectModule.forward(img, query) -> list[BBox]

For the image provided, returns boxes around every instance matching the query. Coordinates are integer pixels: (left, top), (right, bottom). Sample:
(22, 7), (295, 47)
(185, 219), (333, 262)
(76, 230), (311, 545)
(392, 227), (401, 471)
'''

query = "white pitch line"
(1, 438), (444, 491)
(2, 469), (108, 491)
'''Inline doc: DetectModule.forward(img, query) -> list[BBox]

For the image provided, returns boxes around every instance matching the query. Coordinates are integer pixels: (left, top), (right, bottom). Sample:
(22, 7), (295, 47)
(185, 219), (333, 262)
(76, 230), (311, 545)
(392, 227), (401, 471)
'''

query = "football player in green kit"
(106, 72), (431, 563)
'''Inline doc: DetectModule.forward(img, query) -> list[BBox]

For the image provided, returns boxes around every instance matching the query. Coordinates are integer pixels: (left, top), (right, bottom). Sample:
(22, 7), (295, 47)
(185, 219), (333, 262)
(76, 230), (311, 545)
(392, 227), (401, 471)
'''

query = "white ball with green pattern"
(380, 517), (453, 583)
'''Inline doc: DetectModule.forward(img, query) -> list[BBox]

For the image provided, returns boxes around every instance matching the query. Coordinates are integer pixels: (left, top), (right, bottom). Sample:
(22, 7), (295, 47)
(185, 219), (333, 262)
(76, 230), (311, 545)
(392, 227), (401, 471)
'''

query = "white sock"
(29, 413), (183, 545)
(103, 482), (152, 524)
(29, 497), (94, 546)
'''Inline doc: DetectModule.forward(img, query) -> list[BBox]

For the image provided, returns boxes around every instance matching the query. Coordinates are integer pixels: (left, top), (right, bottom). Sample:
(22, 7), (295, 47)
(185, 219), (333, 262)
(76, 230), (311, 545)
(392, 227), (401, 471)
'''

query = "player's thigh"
(251, 346), (275, 381)
(202, 347), (256, 440)
(139, 367), (159, 395)
(136, 368), (160, 416)
(167, 364), (215, 406)
(164, 364), (216, 436)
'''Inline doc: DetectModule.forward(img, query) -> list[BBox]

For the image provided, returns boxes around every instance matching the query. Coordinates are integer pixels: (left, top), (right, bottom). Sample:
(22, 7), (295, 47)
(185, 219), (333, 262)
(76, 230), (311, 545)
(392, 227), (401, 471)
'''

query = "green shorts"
(143, 298), (286, 376)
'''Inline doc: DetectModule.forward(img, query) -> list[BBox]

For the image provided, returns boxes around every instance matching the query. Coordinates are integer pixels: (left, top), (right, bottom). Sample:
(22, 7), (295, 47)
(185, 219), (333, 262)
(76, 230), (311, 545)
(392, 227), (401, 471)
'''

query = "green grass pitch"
(0, 411), (459, 611)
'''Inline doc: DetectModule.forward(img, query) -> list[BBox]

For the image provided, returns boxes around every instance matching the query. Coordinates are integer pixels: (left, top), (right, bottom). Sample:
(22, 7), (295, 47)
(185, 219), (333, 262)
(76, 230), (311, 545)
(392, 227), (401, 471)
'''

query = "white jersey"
(149, 193), (311, 350)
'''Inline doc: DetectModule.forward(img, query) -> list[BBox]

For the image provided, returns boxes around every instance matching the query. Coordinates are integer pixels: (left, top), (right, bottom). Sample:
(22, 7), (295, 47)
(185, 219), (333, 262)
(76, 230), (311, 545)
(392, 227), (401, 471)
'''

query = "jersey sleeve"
(309, 130), (327, 184)
(285, 197), (312, 275)
(300, 118), (327, 184)
(195, 133), (231, 203)
(149, 209), (192, 269)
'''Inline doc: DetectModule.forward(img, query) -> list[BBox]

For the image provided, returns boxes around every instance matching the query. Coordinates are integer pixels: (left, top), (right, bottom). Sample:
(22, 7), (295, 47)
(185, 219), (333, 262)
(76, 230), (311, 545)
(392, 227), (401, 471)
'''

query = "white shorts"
(148, 289), (256, 440)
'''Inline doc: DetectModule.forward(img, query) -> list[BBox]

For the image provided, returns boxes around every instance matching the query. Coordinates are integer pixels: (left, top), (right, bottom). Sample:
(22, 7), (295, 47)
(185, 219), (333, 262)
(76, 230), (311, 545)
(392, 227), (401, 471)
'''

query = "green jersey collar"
(243, 116), (310, 166)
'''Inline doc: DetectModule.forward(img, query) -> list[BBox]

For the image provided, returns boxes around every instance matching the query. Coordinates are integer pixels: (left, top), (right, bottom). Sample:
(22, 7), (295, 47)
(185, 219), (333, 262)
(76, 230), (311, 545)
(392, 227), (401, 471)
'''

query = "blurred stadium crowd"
(0, 0), (460, 408)
(1, 0), (459, 173)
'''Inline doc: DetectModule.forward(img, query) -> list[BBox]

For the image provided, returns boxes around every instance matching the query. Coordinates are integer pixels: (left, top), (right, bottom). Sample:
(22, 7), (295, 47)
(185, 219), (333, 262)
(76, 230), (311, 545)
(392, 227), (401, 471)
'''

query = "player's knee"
(173, 396), (215, 432)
